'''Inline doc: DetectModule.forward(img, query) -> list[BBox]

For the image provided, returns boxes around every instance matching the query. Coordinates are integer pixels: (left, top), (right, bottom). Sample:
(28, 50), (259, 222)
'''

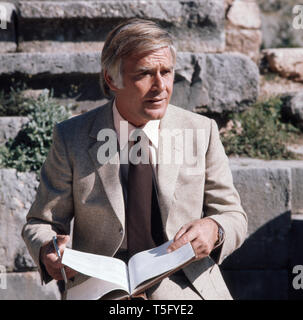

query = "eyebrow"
(134, 65), (174, 73)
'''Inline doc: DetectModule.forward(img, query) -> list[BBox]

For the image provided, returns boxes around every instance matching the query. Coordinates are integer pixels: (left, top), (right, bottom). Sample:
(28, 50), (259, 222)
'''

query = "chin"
(144, 103), (168, 120)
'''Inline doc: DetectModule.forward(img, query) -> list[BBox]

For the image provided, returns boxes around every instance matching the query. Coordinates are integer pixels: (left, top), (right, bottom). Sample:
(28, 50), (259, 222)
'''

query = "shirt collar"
(112, 100), (160, 150)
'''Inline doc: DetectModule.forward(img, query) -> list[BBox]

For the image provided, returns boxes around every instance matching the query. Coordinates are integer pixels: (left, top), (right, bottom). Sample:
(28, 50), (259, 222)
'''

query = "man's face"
(112, 46), (175, 127)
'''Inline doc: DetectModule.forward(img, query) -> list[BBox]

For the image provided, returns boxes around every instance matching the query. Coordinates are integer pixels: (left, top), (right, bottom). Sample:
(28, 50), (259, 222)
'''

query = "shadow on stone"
(220, 211), (291, 299)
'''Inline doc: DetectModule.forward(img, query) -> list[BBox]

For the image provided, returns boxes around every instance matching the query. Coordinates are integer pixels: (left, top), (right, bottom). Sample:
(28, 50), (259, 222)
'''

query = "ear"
(104, 70), (120, 92)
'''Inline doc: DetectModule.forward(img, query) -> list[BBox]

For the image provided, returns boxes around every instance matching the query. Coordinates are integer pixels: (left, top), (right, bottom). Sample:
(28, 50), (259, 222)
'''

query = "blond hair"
(100, 18), (176, 97)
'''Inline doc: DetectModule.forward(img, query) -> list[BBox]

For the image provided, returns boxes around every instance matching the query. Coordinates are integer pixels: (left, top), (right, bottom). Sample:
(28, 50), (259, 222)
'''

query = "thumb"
(55, 235), (70, 254)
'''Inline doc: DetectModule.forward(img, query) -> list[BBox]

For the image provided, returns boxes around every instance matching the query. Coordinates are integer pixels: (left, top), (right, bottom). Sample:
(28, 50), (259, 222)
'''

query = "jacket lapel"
(87, 102), (184, 235)
(88, 101), (125, 229)
(157, 105), (182, 232)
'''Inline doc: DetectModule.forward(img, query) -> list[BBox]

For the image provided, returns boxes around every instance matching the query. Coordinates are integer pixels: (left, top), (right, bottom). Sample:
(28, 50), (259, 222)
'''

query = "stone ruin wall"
(0, 0), (303, 300)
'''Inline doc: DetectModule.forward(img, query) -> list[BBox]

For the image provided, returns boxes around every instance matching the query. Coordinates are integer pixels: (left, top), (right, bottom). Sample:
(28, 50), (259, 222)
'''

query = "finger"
(48, 265), (77, 281)
(173, 219), (202, 243)
(46, 264), (64, 280)
(65, 267), (78, 279)
(191, 240), (205, 259)
(44, 261), (62, 277)
(45, 252), (64, 266)
(173, 224), (190, 242)
(191, 239), (212, 259)
(168, 229), (196, 253)
(44, 253), (68, 274)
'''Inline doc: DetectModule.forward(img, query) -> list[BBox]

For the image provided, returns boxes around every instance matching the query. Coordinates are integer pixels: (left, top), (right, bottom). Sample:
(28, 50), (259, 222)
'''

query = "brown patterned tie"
(126, 131), (156, 258)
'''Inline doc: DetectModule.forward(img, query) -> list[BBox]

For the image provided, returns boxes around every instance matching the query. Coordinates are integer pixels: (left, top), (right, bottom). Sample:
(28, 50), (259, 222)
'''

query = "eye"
(161, 69), (172, 76)
(137, 71), (151, 79)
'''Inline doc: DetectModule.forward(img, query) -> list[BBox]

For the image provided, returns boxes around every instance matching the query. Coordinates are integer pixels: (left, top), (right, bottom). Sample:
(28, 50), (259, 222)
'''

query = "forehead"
(124, 47), (174, 71)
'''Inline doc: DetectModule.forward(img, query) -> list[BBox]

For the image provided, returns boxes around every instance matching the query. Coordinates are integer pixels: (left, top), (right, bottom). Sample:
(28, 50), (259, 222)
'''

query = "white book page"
(128, 240), (195, 293)
(62, 248), (129, 293)
(66, 277), (128, 300)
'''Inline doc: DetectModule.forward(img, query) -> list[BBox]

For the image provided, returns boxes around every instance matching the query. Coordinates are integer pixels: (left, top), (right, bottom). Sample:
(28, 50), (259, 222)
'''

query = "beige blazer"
(22, 101), (247, 300)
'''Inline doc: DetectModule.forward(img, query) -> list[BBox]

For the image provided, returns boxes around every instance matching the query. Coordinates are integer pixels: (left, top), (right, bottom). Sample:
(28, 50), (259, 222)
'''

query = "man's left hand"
(167, 218), (219, 260)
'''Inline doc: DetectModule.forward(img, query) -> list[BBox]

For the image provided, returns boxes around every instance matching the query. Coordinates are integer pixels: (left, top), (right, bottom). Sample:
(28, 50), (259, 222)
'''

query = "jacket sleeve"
(204, 119), (248, 265)
(21, 124), (74, 284)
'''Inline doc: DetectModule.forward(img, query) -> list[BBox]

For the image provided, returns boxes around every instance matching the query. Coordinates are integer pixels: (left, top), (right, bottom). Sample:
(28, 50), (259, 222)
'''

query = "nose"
(151, 72), (165, 91)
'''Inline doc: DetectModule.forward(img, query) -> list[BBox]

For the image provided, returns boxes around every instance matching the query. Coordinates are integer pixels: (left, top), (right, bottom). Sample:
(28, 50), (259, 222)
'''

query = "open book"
(62, 240), (195, 300)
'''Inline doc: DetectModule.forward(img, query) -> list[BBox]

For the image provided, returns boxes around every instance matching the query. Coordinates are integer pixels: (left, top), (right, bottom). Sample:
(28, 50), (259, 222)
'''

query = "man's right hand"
(40, 235), (77, 281)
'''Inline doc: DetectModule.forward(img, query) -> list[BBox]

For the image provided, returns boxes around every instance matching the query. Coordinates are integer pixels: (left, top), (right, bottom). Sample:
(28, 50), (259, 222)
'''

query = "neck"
(115, 101), (148, 127)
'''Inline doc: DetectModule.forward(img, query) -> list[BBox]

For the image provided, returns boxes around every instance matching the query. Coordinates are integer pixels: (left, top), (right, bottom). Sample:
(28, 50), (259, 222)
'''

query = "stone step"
(0, 271), (60, 300)
(221, 157), (303, 270)
(0, 51), (259, 114)
(0, 169), (39, 272)
(18, 41), (104, 53)
(0, 116), (29, 144)
(1, 159), (302, 272)
(0, 52), (101, 76)
(0, 0), (225, 53)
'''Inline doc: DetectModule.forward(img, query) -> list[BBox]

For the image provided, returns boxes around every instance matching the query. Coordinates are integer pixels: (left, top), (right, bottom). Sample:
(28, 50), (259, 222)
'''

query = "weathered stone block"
(262, 48), (303, 82)
(0, 117), (29, 144)
(0, 52), (101, 76)
(0, 51), (259, 114)
(259, 0), (303, 49)
(0, 272), (60, 300)
(173, 52), (259, 113)
(231, 166), (291, 236)
(292, 168), (303, 215)
(226, 0), (261, 29)
(225, 28), (262, 63)
(222, 159), (293, 269)
(0, 2), (17, 53)
(18, 0), (225, 53)
(18, 41), (104, 53)
(0, 169), (38, 271)
(221, 269), (288, 300)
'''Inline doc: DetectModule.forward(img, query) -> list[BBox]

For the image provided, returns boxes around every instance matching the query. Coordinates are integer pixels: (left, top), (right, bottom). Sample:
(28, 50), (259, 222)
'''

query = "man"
(22, 19), (247, 300)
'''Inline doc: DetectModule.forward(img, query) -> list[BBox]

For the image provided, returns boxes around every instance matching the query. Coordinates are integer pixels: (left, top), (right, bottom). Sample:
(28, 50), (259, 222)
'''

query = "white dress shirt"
(112, 100), (160, 173)
(112, 100), (161, 252)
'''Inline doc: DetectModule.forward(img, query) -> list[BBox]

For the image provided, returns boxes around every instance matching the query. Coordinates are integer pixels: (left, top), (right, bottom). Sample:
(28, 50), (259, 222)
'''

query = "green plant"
(0, 83), (32, 116)
(0, 91), (71, 174)
(221, 96), (301, 160)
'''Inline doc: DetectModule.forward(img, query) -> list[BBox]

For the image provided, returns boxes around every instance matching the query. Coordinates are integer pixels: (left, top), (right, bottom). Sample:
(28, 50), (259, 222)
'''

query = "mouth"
(145, 98), (166, 104)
